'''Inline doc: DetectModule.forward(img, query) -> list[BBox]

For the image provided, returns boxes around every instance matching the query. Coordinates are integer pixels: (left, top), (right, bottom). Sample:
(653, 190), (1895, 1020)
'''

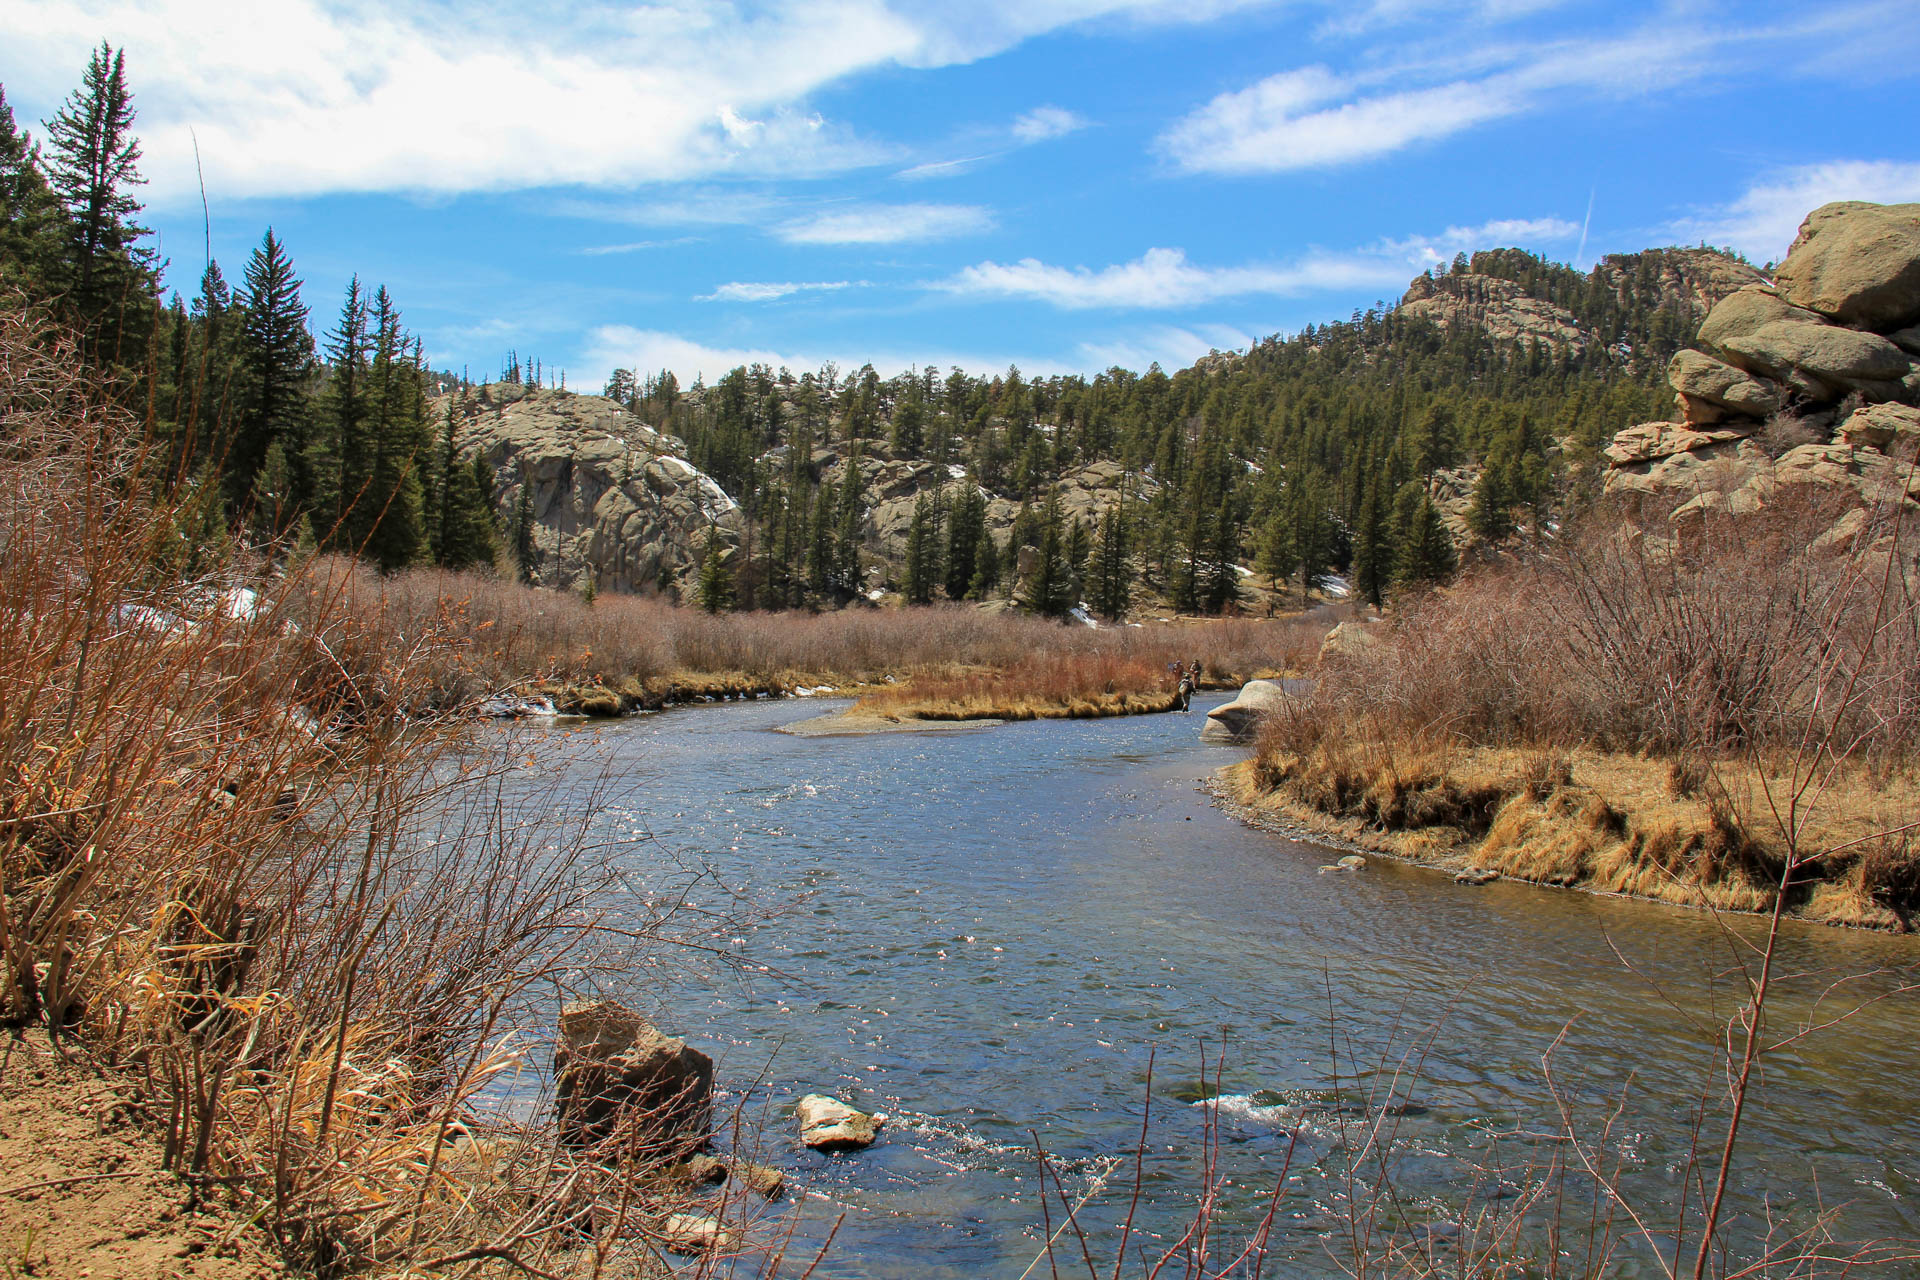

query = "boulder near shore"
(553, 1000), (714, 1156)
(1202, 679), (1291, 744)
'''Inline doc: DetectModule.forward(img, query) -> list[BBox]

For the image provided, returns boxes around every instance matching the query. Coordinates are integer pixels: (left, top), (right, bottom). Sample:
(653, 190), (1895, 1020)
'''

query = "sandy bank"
(776, 709), (1006, 736)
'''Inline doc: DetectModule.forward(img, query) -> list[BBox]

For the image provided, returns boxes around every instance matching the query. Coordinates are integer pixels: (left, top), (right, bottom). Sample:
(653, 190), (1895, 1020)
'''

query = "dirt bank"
(0, 1031), (281, 1279)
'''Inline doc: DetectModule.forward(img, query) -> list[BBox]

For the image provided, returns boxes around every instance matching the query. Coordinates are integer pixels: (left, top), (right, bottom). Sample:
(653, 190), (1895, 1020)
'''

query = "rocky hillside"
(451, 381), (743, 594)
(1602, 201), (1920, 544)
(460, 240), (1770, 612)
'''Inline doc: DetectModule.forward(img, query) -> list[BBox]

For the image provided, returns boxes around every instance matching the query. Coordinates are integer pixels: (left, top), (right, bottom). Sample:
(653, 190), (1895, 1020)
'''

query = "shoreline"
(1206, 762), (1918, 935)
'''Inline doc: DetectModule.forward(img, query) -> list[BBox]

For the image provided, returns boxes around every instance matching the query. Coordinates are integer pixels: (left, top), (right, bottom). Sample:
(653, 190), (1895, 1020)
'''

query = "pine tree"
(1089, 503), (1132, 621)
(42, 43), (154, 359)
(355, 287), (427, 569)
(831, 456), (866, 595)
(944, 484), (987, 601)
(902, 489), (945, 605)
(1255, 505), (1296, 606)
(233, 228), (313, 518)
(1349, 474), (1393, 607)
(697, 525), (735, 613)
(1020, 490), (1073, 617)
(313, 277), (369, 543)
(1468, 461), (1515, 544)
(0, 86), (57, 287)
(1393, 485), (1458, 588)
(511, 481), (537, 583)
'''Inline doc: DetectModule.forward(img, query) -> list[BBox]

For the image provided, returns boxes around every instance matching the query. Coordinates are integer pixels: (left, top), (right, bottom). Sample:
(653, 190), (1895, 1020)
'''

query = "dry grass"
(854, 653), (1186, 720)
(293, 564), (1328, 717)
(1229, 492), (1920, 930)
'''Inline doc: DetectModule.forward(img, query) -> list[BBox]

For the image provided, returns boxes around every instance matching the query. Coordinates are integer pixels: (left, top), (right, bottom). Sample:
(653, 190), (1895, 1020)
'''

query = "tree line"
(606, 240), (1698, 615)
(0, 45), (499, 576)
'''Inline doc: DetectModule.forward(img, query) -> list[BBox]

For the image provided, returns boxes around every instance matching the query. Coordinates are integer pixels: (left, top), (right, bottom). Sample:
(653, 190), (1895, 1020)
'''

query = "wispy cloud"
(697, 280), (855, 302)
(1154, 9), (1883, 175)
(1012, 105), (1088, 143)
(895, 155), (997, 182)
(939, 216), (1577, 309)
(777, 203), (994, 245)
(581, 237), (699, 256)
(1668, 160), (1920, 262)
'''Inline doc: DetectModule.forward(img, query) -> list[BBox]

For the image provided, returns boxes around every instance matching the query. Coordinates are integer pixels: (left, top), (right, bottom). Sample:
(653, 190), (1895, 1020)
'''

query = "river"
(507, 694), (1920, 1277)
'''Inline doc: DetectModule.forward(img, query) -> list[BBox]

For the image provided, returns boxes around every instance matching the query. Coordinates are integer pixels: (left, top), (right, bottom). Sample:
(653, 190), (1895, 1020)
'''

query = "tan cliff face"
(1601, 202), (1920, 551)
(448, 381), (743, 595)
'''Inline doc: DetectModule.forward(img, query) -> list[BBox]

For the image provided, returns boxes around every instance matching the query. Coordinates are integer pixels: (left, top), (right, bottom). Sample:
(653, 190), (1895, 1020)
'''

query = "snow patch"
(1320, 575), (1351, 599)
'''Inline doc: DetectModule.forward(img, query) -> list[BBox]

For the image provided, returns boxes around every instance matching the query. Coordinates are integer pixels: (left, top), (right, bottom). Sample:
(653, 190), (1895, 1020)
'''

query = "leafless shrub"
(1757, 411), (1824, 459)
(0, 299), (813, 1276)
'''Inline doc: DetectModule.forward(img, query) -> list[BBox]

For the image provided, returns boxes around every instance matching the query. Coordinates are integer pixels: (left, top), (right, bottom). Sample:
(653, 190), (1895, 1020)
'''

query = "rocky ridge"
(1602, 202), (1920, 537)
(1399, 247), (1765, 362)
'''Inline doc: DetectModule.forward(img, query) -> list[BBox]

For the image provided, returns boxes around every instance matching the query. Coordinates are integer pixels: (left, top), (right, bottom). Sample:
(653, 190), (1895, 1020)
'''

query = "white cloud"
(777, 203), (994, 244)
(697, 280), (854, 302)
(1012, 105), (1088, 143)
(939, 216), (1577, 309)
(582, 327), (798, 386)
(578, 323), (1064, 388)
(1076, 323), (1262, 372)
(0, 0), (1273, 204)
(1669, 160), (1920, 263)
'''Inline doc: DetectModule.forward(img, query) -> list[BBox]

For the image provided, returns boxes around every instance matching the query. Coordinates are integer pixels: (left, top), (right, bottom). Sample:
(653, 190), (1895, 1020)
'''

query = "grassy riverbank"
(1226, 500), (1920, 930)
(298, 556), (1327, 719)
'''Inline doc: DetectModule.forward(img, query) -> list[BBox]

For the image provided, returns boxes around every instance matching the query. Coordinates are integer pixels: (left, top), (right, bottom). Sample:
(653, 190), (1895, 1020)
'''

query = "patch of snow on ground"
(1069, 605), (1099, 628)
(1232, 563), (1253, 577)
(866, 588), (886, 601)
(1321, 575), (1351, 599)
(947, 464), (968, 480)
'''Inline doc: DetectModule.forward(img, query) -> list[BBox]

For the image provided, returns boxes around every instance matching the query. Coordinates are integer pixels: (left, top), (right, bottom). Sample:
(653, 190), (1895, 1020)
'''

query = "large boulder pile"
(452, 383), (743, 594)
(1603, 203), (1920, 524)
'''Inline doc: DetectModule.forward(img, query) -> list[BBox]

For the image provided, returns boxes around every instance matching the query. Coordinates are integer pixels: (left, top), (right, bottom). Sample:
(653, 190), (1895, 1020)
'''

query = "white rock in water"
(796, 1094), (885, 1151)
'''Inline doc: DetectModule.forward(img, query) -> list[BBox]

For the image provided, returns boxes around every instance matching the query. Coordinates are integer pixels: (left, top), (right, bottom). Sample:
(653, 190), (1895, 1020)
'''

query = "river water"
(509, 695), (1920, 1277)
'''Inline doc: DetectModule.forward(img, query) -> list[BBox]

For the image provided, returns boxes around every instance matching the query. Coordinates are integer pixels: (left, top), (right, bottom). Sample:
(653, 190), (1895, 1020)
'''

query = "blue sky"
(4, 0), (1918, 388)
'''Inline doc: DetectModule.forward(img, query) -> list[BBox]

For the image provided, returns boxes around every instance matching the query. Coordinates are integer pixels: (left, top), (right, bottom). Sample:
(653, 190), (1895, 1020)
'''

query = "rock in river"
(554, 999), (713, 1157)
(796, 1094), (885, 1151)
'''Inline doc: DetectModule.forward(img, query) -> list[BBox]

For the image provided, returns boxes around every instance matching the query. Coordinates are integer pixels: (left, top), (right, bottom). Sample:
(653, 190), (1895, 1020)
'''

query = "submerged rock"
(796, 1094), (885, 1151)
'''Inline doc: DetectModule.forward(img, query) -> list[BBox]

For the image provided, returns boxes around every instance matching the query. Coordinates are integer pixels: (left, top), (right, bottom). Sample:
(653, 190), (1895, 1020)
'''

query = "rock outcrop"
(1602, 203), (1920, 527)
(1400, 247), (1765, 364)
(451, 383), (743, 595)
(553, 1000), (714, 1156)
(1400, 273), (1590, 355)
(1201, 678), (1291, 744)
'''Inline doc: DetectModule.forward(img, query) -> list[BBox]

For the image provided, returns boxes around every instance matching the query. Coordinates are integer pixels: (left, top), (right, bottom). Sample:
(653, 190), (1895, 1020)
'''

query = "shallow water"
(507, 695), (1920, 1277)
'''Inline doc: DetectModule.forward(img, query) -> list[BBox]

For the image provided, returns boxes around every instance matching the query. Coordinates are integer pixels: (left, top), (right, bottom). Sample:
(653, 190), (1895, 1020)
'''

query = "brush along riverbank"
(1212, 746), (1920, 931)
